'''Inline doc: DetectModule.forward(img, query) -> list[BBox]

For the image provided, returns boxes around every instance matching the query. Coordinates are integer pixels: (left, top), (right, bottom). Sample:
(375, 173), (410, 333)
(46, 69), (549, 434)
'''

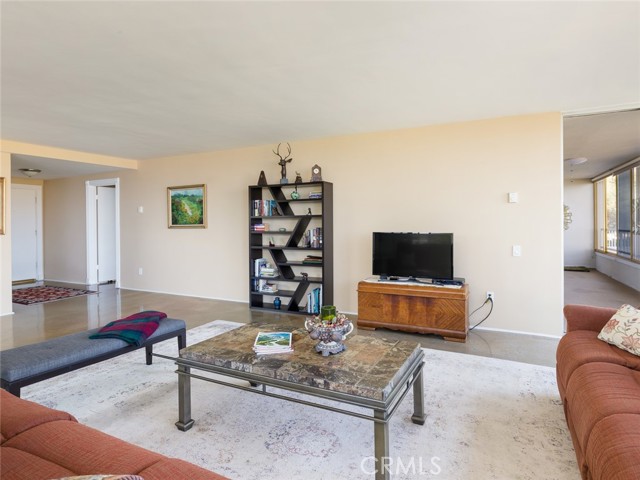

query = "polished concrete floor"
(564, 269), (639, 308)
(3, 271), (638, 368)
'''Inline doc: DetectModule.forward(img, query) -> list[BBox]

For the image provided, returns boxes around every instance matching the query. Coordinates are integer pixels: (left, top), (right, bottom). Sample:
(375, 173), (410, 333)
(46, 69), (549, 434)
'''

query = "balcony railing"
(606, 229), (635, 256)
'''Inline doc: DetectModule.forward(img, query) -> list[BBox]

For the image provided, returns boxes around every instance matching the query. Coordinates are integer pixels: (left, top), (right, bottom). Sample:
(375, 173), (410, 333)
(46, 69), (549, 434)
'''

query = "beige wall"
(0, 152), (12, 316)
(12, 178), (44, 187)
(42, 177), (89, 282)
(42, 112), (564, 336)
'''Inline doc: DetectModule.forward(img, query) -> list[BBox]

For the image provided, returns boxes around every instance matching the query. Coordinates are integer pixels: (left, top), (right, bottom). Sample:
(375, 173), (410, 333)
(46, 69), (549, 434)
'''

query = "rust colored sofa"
(556, 304), (640, 480)
(0, 389), (228, 480)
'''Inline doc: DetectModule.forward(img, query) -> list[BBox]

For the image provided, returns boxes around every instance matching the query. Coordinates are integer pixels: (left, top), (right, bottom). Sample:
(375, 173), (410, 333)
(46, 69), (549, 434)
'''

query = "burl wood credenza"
(357, 280), (469, 342)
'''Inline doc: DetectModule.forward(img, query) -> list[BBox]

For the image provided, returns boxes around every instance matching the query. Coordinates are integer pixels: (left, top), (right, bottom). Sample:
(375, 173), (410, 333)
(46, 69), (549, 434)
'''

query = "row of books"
(254, 258), (269, 276)
(302, 228), (322, 248)
(259, 265), (278, 277)
(252, 200), (279, 217)
(306, 287), (322, 314)
(252, 223), (269, 232)
(253, 332), (293, 355)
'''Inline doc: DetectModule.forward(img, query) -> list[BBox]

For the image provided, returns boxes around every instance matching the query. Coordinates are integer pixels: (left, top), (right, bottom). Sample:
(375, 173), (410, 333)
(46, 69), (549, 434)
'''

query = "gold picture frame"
(0, 177), (5, 235)
(167, 184), (207, 228)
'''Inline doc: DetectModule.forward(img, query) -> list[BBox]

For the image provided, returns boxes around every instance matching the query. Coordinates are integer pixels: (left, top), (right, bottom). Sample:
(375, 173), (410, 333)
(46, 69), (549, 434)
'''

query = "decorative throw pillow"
(597, 304), (640, 356)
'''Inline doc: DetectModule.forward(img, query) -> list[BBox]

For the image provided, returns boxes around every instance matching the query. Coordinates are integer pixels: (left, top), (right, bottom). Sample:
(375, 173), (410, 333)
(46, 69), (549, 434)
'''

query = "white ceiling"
(2, 1), (639, 180)
(564, 109), (640, 181)
(9, 154), (124, 180)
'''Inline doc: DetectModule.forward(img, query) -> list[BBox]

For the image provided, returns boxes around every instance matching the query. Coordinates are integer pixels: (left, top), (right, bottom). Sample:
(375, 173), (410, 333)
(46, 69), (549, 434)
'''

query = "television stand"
(357, 281), (469, 342)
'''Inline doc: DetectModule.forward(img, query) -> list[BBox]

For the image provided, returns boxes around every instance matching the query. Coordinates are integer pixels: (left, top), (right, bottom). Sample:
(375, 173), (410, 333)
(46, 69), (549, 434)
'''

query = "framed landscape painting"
(167, 184), (207, 228)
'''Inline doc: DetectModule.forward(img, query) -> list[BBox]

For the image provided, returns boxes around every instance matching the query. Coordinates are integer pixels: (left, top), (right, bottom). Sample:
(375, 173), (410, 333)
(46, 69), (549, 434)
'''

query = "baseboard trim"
(43, 278), (91, 286)
(472, 325), (562, 340)
(120, 286), (247, 304)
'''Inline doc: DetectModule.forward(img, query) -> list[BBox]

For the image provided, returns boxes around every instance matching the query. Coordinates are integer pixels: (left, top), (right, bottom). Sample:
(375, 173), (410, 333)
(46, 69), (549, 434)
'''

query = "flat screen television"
(372, 232), (454, 282)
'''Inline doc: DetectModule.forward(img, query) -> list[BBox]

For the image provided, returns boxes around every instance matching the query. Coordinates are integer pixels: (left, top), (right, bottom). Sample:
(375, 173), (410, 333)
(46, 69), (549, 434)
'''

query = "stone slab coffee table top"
(180, 322), (422, 402)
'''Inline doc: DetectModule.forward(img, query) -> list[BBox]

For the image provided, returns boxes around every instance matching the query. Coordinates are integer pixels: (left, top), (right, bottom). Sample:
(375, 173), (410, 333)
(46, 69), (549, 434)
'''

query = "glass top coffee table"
(175, 323), (425, 480)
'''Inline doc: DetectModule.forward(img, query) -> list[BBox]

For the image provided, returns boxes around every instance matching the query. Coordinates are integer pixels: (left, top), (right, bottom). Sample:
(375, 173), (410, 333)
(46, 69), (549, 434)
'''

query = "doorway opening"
(86, 178), (120, 287)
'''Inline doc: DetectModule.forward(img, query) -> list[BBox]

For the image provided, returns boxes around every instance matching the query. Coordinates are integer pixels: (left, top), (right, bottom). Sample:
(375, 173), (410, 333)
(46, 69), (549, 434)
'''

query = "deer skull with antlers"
(274, 142), (293, 184)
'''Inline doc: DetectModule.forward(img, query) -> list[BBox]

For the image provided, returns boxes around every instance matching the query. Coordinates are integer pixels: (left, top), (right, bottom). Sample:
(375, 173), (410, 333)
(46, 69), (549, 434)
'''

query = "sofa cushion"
(0, 446), (76, 480)
(585, 413), (640, 480)
(564, 304), (618, 333)
(556, 330), (640, 397)
(3, 420), (163, 475)
(1, 390), (77, 441)
(565, 362), (640, 454)
(52, 476), (145, 480)
(597, 304), (640, 357)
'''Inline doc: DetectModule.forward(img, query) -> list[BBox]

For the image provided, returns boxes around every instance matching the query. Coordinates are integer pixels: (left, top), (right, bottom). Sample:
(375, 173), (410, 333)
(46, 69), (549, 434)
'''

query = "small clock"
(311, 164), (322, 182)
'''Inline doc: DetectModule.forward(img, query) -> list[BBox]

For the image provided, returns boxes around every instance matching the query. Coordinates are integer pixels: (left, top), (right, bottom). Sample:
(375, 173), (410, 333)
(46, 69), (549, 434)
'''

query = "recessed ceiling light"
(564, 157), (588, 166)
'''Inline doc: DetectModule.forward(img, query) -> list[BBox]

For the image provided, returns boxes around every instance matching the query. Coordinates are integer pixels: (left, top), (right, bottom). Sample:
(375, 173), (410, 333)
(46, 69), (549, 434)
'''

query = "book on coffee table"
(252, 332), (293, 354)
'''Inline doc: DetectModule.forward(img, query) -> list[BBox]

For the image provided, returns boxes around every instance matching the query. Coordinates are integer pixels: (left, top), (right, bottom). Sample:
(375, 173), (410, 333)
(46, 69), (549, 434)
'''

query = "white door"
(97, 186), (116, 283)
(11, 188), (38, 282)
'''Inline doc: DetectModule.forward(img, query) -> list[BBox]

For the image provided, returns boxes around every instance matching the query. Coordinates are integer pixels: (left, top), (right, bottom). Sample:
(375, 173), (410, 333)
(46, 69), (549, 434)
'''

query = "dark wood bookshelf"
(248, 181), (333, 315)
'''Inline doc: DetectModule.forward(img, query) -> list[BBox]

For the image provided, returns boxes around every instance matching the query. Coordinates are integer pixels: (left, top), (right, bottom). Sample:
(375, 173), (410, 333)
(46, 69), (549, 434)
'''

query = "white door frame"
(11, 183), (44, 281)
(86, 178), (121, 287)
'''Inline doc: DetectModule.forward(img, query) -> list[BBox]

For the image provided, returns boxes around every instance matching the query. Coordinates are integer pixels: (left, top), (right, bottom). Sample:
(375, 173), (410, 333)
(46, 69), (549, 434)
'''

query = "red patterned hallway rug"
(12, 286), (97, 305)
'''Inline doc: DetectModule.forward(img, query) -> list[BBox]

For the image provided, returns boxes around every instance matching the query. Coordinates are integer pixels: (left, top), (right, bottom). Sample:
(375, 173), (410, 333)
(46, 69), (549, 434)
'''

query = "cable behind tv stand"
(357, 280), (469, 342)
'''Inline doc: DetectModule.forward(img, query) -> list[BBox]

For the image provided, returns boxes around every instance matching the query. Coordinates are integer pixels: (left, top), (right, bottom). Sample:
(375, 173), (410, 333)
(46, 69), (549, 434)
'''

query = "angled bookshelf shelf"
(249, 181), (333, 315)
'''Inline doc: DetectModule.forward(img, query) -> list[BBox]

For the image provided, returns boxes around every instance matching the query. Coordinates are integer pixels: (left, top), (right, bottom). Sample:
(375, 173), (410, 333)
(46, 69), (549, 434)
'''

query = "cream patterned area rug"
(22, 320), (579, 480)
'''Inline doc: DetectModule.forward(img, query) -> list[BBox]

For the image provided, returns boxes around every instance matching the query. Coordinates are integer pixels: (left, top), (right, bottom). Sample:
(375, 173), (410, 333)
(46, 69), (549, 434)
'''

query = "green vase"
(320, 305), (336, 321)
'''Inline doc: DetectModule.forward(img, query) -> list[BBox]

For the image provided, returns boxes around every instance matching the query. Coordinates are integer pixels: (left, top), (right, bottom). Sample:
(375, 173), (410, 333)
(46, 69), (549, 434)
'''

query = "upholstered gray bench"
(0, 317), (186, 397)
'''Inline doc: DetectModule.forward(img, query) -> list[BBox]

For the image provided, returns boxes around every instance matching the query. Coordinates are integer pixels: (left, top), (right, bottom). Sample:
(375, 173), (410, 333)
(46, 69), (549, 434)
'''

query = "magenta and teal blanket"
(89, 310), (167, 346)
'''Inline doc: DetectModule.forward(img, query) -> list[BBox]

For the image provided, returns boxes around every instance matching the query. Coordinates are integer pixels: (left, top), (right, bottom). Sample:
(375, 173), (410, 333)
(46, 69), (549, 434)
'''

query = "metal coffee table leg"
(374, 410), (390, 480)
(411, 367), (426, 425)
(176, 364), (195, 431)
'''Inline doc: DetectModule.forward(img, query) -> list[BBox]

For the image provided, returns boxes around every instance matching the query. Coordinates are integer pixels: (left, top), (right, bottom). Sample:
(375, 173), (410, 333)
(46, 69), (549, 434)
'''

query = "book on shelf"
(254, 258), (268, 276)
(302, 227), (323, 248)
(253, 332), (293, 354)
(306, 287), (322, 314)
(302, 254), (323, 264)
(308, 192), (322, 199)
(261, 283), (278, 293)
(260, 267), (278, 278)
(252, 279), (278, 293)
(255, 259), (281, 278)
(252, 200), (279, 217)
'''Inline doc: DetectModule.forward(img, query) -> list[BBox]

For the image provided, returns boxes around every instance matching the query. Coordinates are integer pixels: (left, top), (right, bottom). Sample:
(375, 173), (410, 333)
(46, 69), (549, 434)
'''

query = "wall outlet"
(138, 267), (143, 275)
(486, 291), (494, 301)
